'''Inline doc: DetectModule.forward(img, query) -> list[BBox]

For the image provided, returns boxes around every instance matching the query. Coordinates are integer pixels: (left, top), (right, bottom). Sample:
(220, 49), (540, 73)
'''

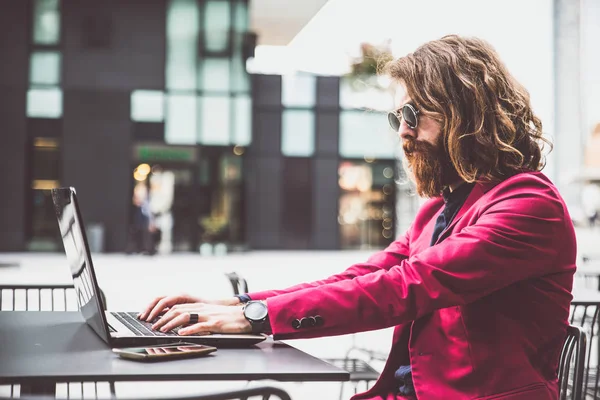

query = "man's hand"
(150, 303), (252, 335)
(138, 294), (240, 322)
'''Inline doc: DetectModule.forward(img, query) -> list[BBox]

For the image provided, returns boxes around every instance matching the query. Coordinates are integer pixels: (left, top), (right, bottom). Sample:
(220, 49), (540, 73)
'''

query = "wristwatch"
(242, 300), (268, 334)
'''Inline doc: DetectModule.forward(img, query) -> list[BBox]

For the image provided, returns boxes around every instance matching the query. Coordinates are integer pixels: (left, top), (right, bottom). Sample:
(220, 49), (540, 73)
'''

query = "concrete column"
(553, 0), (584, 206)
(0, 1), (29, 251)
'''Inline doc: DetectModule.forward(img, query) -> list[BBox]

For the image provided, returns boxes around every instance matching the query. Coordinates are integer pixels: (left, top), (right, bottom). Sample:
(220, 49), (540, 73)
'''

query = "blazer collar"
(433, 179), (500, 244)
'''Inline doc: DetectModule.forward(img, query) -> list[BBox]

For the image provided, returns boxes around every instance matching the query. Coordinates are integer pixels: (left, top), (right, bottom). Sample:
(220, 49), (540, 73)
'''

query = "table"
(0, 312), (349, 396)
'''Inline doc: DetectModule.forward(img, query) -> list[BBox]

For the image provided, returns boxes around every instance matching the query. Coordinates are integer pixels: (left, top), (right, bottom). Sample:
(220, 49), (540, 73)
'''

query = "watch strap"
(243, 301), (268, 334)
(235, 294), (251, 303)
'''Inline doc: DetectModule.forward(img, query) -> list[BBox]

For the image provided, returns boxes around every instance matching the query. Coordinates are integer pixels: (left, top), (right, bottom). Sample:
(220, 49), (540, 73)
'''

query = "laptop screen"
(51, 187), (111, 344)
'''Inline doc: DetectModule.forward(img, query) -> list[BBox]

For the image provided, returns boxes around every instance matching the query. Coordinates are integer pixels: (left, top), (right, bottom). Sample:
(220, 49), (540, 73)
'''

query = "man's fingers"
(179, 322), (212, 336)
(151, 309), (178, 330)
(138, 296), (165, 320)
(146, 297), (177, 321)
(157, 313), (190, 332)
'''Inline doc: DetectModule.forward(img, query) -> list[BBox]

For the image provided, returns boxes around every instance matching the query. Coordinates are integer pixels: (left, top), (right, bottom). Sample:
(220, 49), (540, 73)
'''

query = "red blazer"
(248, 172), (576, 399)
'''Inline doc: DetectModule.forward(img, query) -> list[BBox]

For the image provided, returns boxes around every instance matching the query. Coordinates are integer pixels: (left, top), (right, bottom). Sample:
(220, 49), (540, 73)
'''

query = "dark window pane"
(31, 137), (60, 180)
(281, 158), (312, 249)
(28, 118), (62, 138)
(133, 122), (165, 141)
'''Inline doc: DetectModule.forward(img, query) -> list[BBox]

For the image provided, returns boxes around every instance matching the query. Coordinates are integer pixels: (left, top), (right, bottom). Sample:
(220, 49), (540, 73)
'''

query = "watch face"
(244, 301), (268, 321)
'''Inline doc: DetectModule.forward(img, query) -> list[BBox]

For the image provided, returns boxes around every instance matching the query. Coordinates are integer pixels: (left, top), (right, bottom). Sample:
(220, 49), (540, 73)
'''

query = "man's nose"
(398, 119), (416, 141)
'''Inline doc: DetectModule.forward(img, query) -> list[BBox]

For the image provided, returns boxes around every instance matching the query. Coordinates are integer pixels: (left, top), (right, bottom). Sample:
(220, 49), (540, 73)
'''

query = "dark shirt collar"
(441, 182), (474, 204)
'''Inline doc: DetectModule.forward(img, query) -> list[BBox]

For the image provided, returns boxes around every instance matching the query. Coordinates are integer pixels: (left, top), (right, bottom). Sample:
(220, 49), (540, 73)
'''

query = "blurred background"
(1, 0), (598, 256)
(2, 0), (600, 398)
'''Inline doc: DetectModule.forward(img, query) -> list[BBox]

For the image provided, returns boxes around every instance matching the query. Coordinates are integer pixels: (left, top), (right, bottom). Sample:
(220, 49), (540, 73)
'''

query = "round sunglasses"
(388, 103), (420, 131)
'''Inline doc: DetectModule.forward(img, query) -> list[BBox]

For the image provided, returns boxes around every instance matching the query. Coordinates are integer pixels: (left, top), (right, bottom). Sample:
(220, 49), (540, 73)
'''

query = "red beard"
(403, 136), (460, 198)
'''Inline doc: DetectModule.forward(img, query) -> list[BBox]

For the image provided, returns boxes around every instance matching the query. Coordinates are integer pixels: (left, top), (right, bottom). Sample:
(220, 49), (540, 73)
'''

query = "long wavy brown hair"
(384, 35), (552, 183)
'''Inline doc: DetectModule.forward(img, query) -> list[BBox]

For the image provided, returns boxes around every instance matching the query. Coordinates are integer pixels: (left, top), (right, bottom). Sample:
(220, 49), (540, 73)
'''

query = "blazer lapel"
(434, 179), (498, 245)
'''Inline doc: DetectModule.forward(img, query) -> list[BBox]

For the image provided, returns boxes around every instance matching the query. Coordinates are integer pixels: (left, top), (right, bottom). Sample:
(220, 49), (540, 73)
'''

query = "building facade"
(0, 0), (413, 253)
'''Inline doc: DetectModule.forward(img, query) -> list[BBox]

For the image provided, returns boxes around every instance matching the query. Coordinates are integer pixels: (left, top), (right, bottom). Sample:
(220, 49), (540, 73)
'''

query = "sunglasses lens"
(388, 112), (400, 131)
(402, 105), (417, 129)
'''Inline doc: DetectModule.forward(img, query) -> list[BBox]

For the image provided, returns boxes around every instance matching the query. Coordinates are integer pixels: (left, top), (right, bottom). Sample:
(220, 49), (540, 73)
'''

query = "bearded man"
(140, 35), (576, 400)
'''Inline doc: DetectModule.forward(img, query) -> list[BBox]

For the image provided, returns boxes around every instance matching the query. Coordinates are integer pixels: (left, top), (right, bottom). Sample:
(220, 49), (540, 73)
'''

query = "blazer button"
(314, 315), (324, 327)
(300, 317), (311, 328)
(308, 316), (317, 327)
(292, 319), (301, 329)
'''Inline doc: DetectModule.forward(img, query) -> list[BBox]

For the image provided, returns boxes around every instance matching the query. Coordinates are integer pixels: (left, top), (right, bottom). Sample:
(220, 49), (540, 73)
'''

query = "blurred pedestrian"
(126, 183), (155, 255)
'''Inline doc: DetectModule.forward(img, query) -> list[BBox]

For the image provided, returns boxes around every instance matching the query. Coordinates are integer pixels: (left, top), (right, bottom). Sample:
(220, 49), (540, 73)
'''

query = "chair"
(558, 325), (587, 400)
(0, 284), (114, 399)
(225, 272), (249, 295)
(168, 386), (292, 400)
(0, 385), (292, 400)
(0, 284), (108, 311)
(324, 338), (384, 400)
(570, 299), (600, 398)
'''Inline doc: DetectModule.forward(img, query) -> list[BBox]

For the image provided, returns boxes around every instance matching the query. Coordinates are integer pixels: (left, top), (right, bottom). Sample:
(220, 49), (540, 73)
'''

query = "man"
(139, 35), (576, 399)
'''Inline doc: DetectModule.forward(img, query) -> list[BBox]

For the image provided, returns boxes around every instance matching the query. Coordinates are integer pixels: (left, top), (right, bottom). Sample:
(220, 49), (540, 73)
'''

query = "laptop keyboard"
(112, 312), (179, 337)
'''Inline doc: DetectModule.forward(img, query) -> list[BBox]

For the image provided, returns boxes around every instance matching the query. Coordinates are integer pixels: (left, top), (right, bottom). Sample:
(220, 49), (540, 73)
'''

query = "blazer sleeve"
(265, 181), (576, 339)
(245, 228), (411, 300)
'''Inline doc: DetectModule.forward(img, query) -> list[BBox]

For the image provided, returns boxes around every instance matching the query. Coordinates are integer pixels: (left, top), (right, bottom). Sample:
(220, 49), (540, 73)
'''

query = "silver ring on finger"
(189, 313), (199, 325)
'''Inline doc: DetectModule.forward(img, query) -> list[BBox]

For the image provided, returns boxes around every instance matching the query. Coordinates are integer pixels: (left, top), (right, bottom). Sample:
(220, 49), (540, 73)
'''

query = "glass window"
(200, 58), (230, 92)
(32, 139), (60, 180)
(339, 111), (397, 159)
(131, 90), (165, 122)
(204, 0), (231, 53)
(165, 94), (197, 144)
(281, 110), (315, 157)
(27, 88), (62, 118)
(282, 74), (316, 107)
(166, 0), (199, 90)
(338, 160), (396, 250)
(200, 96), (230, 145)
(233, 95), (251, 146)
(231, 54), (249, 93)
(30, 51), (61, 85)
(233, 0), (248, 32)
(32, 0), (60, 45)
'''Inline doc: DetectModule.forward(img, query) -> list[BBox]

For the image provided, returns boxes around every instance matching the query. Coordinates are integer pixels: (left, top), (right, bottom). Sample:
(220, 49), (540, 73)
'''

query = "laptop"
(51, 186), (267, 348)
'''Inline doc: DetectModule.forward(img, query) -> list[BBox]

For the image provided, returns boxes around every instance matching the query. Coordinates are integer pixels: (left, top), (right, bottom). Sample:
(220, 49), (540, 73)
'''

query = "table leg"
(19, 380), (56, 397)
